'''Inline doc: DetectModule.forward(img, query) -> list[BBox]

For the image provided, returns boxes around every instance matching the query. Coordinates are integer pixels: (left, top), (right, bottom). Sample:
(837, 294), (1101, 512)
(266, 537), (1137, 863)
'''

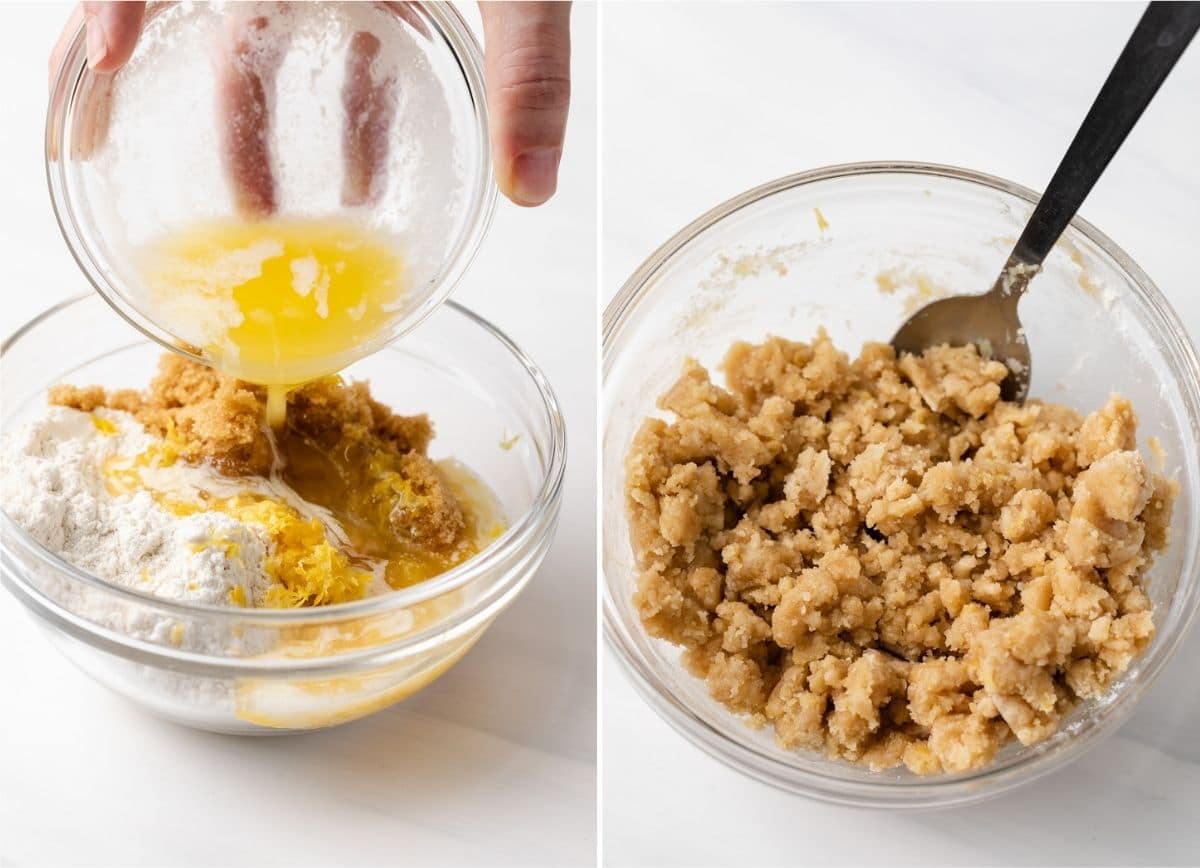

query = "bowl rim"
(45, 1), (498, 377)
(601, 159), (1200, 806)
(2, 292), (567, 628)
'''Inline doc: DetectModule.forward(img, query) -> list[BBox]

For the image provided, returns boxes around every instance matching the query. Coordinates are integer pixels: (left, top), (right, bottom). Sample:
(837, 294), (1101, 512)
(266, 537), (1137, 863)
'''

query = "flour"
(1, 406), (274, 610)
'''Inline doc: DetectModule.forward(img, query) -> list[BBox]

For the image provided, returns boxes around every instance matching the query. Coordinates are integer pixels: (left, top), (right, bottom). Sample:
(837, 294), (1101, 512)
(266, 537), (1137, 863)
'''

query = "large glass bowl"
(46, 1), (496, 381)
(602, 162), (1200, 808)
(2, 293), (564, 734)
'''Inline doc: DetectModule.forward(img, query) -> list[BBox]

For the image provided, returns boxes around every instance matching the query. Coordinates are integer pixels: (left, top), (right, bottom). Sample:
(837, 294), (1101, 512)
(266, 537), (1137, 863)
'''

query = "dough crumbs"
(625, 331), (1175, 775)
(50, 354), (465, 555)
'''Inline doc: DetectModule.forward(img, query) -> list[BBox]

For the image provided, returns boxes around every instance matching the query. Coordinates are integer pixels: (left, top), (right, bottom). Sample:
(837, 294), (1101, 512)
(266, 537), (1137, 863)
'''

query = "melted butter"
(277, 432), (500, 591)
(140, 217), (406, 387)
(265, 385), (289, 429)
(234, 627), (483, 729)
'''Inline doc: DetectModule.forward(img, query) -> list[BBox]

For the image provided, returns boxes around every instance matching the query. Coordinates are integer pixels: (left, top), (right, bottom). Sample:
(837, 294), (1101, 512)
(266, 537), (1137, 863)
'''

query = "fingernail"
(512, 148), (560, 205)
(85, 18), (108, 69)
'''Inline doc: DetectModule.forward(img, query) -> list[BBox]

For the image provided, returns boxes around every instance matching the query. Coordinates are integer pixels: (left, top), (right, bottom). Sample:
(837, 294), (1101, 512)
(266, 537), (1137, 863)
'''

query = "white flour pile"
(1, 405), (273, 607)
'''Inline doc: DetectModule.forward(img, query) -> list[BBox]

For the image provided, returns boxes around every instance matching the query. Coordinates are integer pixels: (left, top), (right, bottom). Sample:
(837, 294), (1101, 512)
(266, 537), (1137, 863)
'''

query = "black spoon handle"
(1012, 1), (1200, 267)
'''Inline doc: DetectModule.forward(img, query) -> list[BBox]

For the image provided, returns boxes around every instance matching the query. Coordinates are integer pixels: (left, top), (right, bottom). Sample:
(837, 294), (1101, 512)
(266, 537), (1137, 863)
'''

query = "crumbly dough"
(626, 331), (1175, 774)
(51, 354), (465, 553)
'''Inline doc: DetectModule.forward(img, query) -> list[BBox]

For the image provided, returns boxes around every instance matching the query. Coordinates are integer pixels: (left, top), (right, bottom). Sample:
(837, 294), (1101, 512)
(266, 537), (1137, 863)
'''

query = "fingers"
(49, 5), (84, 86)
(49, 3), (141, 161)
(212, 14), (287, 219)
(81, 1), (146, 72)
(341, 31), (398, 208)
(71, 71), (115, 160)
(480, 1), (571, 206)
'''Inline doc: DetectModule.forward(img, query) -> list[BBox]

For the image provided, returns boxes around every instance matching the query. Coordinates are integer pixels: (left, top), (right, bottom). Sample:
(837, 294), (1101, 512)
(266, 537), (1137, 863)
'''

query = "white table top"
(0, 3), (597, 865)
(601, 3), (1200, 865)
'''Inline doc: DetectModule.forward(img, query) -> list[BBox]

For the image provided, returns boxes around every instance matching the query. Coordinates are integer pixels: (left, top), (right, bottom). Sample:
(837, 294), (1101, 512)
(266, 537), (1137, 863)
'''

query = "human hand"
(49, 1), (572, 209)
(480, 2), (571, 206)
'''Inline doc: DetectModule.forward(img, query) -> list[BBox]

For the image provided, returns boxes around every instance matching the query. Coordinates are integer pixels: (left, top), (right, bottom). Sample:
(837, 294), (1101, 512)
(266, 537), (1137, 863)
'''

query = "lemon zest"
(90, 414), (118, 436)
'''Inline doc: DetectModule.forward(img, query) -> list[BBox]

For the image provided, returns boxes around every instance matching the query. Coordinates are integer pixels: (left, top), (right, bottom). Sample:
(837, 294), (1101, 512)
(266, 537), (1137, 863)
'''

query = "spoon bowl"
(890, 2), (1198, 398)
(891, 257), (1036, 401)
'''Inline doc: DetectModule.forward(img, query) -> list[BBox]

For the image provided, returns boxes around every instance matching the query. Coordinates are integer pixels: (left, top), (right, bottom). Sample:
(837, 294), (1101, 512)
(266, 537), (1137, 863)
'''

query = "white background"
(602, 3), (1200, 866)
(0, 2), (596, 866)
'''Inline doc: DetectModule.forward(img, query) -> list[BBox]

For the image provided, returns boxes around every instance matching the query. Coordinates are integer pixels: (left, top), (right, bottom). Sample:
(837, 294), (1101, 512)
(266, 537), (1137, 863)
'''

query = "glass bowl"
(602, 162), (1200, 808)
(1, 293), (564, 733)
(46, 1), (496, 382)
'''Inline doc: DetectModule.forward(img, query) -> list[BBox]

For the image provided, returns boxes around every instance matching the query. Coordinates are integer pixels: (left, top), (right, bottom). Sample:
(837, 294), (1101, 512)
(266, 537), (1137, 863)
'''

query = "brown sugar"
(625, 331), (1175, 775)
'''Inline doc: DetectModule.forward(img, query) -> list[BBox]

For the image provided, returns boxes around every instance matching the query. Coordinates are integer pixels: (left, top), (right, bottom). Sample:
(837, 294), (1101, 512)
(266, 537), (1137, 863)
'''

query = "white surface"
(0, 3), (596, 866)
(602, 3), (1200, 866)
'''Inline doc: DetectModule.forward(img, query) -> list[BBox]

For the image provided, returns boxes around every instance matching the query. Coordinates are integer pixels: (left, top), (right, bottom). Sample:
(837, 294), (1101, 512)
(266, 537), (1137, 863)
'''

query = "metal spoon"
(891, 1), (1199, 402)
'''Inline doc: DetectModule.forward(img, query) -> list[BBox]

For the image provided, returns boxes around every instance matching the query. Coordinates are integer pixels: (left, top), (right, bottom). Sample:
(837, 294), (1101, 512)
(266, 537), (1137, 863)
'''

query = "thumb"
(82, 1), (146, 72)
(480, 2), (571, 207)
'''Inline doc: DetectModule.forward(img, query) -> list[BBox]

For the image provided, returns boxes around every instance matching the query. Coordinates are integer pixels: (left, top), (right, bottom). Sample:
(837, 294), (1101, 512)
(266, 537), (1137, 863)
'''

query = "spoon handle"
(1012, 1), (1199, 267)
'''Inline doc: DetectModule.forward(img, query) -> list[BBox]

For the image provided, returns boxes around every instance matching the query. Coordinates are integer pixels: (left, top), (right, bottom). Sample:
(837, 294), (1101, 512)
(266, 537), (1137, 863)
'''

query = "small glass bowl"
(2, 293), (564, 733)
(46, 1), (496, 378)
(602, 162), (1200, 808)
